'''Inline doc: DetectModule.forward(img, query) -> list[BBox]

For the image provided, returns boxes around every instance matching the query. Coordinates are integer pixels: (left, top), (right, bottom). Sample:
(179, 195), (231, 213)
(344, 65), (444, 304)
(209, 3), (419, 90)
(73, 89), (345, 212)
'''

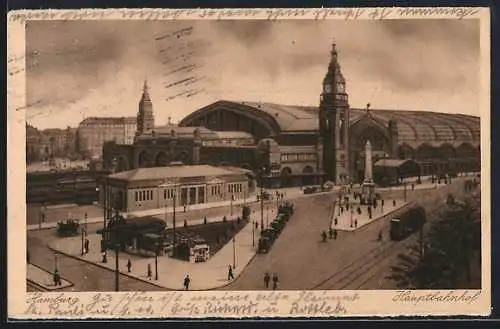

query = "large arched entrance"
(397, 144), (415, 160)
(302, 166), (314, 186)
(415, 144), (435, 160)
(155, 151), (170, 167)
(350, 125), (391, 183)
(280, 167), (293, 187)
(175, 152), (190, 165)
(138, 150), (150, 168)
(456, 143), (480, 173)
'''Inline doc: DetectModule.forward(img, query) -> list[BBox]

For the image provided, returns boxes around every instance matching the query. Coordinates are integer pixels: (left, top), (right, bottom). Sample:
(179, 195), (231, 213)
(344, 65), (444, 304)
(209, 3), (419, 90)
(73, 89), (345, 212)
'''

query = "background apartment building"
(26, 124), (78, 162)
(77, 117), (137, 158)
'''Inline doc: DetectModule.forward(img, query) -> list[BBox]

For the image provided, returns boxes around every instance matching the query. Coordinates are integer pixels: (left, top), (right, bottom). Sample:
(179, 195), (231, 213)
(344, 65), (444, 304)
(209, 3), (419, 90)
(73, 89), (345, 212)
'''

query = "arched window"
(155, 151), (170, 167)
(280, 167), (293, 187)
(138, 151), (150, 167)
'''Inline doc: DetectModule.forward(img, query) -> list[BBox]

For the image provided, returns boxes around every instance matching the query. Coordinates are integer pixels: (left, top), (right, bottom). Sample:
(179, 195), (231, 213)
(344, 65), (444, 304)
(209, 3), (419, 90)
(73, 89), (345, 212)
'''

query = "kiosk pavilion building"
(104, 44), (481, 191)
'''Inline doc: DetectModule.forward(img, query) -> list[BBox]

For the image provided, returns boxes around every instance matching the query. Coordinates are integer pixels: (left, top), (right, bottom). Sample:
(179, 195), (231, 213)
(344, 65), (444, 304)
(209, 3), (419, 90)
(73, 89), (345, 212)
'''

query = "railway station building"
(104, 44), (481, 188)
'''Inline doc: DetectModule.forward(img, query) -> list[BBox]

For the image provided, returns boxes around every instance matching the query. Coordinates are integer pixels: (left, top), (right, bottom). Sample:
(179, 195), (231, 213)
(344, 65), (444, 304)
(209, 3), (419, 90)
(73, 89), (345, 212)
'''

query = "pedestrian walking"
(84, 238), (90, 254)
(322, 230), (327, 242)
(393, 199), (396, 207)
(334, 217), (338, 226)
(27, 251), (31, 264)
(184, 275), (191, 290)
(354, 219), (358, 228)
(378, 231), (383, 242)
(53, 270), (62, 286)
(147, 264), (152, 280)
(228, 265), (234, 280)
(264, 272), (270, 288)
(127, 259), (132, 273)
(272, 273), (279, 290)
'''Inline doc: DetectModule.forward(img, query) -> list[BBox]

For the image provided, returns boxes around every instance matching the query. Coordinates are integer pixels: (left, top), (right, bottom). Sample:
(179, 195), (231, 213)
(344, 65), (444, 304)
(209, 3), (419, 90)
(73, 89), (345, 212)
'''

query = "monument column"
(361, 140), (376, 204)
(364, 140), (373, 183)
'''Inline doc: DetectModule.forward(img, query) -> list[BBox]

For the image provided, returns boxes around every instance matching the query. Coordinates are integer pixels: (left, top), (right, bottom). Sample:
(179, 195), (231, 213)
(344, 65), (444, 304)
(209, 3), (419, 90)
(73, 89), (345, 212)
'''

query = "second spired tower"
(136, 79), (155, 136)
(319, 44), (350, 184)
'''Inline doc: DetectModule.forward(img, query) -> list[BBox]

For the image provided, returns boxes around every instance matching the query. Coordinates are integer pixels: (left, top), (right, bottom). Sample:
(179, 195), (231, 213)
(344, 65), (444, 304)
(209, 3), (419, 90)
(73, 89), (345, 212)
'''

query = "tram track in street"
(312, 182), (466, 290)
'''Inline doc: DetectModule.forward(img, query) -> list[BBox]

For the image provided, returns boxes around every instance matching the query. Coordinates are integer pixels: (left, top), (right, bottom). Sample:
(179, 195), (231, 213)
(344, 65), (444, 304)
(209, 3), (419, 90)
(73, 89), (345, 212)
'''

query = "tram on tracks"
(389, 205), (426, 241)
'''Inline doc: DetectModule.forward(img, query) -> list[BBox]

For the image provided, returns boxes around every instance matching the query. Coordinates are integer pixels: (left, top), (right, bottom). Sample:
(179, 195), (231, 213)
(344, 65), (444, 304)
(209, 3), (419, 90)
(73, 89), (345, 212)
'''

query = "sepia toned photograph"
(8, 8), (491, 318)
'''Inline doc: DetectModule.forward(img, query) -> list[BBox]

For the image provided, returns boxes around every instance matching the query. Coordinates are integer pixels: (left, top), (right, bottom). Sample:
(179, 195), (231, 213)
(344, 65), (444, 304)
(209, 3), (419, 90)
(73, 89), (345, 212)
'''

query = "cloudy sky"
(25, 19), (480, 129)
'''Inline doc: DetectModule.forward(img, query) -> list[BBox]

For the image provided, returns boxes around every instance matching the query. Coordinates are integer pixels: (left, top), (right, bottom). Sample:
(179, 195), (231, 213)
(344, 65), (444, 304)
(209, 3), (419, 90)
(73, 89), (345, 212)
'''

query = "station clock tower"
(319, 44), (350, 184)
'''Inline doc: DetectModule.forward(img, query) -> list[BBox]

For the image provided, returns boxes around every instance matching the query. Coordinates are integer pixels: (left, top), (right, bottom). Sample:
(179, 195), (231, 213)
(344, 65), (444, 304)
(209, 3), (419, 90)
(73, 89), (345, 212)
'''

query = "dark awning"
(374, 159), (418, 168)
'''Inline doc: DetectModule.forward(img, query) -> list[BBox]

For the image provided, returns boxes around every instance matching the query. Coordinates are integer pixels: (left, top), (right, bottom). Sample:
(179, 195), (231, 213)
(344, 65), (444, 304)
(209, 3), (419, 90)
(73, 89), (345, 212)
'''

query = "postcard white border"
(7, 7), (491, 319)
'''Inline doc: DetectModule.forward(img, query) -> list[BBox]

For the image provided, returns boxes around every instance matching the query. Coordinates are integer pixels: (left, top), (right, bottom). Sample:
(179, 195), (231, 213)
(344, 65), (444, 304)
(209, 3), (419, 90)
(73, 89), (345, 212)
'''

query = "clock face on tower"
(337, 82), (345, 93)
(324, 84), (332, 94)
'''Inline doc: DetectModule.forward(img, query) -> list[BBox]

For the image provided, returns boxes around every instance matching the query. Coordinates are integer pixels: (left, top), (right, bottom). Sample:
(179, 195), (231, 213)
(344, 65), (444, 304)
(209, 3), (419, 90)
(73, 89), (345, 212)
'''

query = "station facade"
(104, 44), (481, 188)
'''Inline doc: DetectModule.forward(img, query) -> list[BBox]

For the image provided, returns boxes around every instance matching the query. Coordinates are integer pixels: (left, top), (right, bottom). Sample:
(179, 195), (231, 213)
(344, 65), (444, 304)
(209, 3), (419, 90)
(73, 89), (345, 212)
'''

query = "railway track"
(311, 202), (420, 290)
(311, 231), (418, 290)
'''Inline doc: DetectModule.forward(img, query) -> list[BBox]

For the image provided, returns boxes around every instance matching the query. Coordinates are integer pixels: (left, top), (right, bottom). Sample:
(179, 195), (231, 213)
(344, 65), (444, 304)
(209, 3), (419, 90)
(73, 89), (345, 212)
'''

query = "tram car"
(389, 205), (426, 241)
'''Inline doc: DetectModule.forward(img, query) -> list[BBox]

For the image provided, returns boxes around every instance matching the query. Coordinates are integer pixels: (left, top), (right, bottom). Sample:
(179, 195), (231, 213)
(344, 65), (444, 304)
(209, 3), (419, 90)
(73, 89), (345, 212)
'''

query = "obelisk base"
(361, 180), (376, 205)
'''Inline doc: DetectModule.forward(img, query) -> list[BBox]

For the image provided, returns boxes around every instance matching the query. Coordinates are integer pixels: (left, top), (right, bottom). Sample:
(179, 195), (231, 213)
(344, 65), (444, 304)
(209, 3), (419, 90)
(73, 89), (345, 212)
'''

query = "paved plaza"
(330, 197), (409, 232)
(48, 214), (259, 290)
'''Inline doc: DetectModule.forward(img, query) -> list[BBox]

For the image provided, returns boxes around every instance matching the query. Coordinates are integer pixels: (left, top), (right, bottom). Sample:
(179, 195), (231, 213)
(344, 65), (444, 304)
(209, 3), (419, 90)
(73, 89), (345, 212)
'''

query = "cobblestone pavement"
(221, 178), (471, 291)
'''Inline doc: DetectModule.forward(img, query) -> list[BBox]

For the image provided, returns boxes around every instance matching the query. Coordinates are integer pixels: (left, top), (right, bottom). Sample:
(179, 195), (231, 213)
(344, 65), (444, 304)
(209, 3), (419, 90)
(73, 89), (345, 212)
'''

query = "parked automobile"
(322, 181), (334, 192)
(303, 186), (318, 194)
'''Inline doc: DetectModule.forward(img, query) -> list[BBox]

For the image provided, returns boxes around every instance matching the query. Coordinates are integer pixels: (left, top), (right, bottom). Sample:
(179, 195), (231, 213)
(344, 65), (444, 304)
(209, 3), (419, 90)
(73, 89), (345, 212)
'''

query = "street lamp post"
(53, 252), (58, 274)
(350, 205), (353, 228)
(404, 182), (407, 202)
(38, 208), (42, 230)
(252, 220), (255, 246)
(154, 242), (159, 280)
(266, 206), (269, 228)
(232, 237), (236, 269)
(419, 225), (424, 261)
(81, 227), (85, 256)
(260, 168), (265, 234)
(230, 194), (234, 217)
(172, 191), (177, 257)
(114, 243), (119, 292)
